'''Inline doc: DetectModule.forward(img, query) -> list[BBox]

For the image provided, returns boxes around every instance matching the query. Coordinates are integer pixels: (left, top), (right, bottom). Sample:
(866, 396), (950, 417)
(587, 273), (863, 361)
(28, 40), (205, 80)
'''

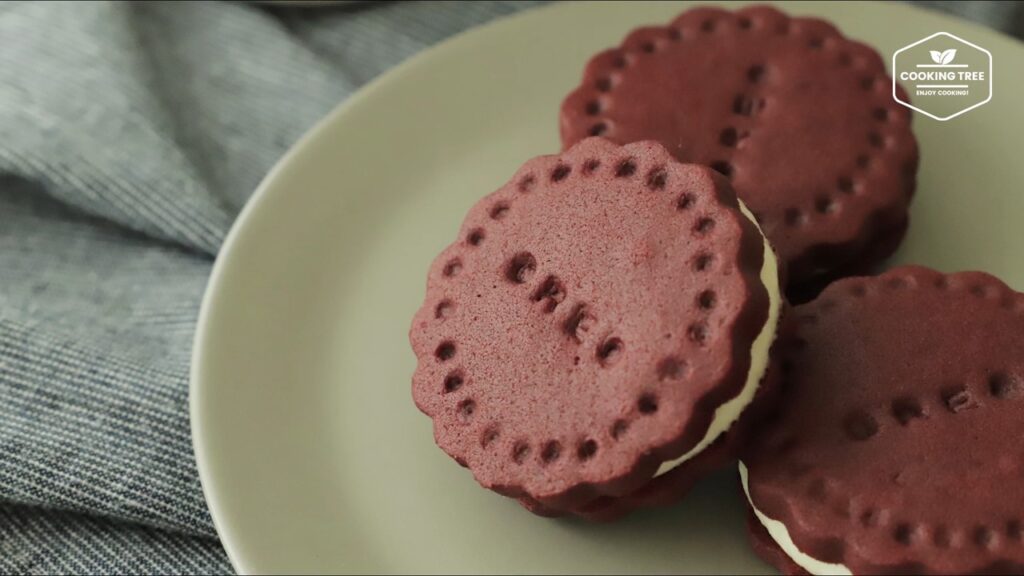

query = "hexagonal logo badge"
(893, 32), (992, 121)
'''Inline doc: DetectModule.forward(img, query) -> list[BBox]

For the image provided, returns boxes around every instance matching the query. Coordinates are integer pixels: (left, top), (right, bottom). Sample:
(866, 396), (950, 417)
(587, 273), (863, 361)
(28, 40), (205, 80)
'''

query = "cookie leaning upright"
(560, 6), (919, 296)
(410, 138), (782, 517)
(741, 266), (1024, 575)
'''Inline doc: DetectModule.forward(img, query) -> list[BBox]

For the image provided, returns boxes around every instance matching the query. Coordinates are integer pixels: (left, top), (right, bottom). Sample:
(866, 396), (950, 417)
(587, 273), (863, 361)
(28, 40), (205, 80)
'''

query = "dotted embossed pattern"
(743, 266), (1024, 574)
(410, 138), (769, 513)
(560, 5), (919, 289)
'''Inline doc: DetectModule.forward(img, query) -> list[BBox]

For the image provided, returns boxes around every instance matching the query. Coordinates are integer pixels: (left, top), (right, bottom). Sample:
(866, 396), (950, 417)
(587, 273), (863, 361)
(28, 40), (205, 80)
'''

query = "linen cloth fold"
(0, 1), (1017, 573)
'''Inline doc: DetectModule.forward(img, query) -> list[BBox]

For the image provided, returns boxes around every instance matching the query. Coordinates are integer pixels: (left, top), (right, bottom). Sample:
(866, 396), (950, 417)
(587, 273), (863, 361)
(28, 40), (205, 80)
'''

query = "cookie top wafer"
(410, 138), (778, 511)
(742, 266), (1024, 575)
(560, 5), (918, 289)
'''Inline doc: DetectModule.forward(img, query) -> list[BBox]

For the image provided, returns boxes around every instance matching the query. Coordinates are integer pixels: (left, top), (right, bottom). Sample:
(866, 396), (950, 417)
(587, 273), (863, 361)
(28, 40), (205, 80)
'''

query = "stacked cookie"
(410, 5), (1022, 575)
(740, 267), (1024, 575)
(560, 5), (918, 300)
(410, 138), (782, 520)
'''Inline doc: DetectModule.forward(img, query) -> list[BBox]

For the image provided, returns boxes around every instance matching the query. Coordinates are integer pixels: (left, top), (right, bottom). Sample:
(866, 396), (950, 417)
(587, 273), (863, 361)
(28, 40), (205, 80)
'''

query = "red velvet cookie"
(560, 5), (918, 297)
(410, 138), (782, 517)
(741, 266), (1024, 574)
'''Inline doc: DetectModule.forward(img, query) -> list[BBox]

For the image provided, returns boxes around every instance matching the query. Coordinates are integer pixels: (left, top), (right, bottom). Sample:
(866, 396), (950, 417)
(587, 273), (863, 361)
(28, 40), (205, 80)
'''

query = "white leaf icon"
(940, 48), (957, 64)
(930, 50), (944, 63)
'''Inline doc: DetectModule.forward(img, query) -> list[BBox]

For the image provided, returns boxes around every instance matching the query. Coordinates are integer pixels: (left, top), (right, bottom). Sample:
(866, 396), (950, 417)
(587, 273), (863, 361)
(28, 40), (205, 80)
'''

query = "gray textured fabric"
(0, 504), (232, 575)
(0, 1), (1019, 573)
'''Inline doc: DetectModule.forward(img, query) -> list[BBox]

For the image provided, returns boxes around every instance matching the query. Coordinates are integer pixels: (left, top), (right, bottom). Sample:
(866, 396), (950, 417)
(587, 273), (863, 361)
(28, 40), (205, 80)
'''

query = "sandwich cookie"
(742, 266), (1024, 574)
(410, 138), (782, 518)
(560, 6), (919, 298)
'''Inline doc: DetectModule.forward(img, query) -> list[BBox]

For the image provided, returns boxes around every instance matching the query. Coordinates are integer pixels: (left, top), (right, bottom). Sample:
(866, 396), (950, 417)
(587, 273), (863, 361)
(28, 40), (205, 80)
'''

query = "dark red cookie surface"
(410, 137), (773, 514)
(742, 266), (1024, 574)
(561, 5), (918, 293)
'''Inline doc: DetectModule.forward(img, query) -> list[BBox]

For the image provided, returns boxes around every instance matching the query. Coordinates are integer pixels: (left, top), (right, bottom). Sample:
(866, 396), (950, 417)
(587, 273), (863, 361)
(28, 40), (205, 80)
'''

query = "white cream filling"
(653, 202), (782, 477)
(739, 462), (853, 576)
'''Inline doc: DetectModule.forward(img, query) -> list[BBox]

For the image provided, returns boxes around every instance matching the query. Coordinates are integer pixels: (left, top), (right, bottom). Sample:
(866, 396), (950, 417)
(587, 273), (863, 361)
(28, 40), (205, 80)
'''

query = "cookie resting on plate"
(741, 266), (1024, 575)
(410, 137), (782, 519)
(560, 5), (919, 298)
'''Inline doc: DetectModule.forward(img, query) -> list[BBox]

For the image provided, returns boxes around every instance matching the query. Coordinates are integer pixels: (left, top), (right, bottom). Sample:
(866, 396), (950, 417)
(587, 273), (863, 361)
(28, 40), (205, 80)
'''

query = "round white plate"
(191, 1), (1024, 573)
